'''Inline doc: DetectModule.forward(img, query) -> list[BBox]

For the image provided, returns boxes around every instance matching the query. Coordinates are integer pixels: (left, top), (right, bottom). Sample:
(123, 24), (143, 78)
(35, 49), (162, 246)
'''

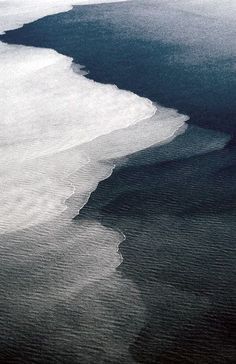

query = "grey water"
(1, 1), (236, 363)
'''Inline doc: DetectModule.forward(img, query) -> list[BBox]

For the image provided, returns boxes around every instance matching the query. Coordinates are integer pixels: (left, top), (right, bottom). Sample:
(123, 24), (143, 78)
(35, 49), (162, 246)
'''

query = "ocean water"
(0, 1), (236, 363)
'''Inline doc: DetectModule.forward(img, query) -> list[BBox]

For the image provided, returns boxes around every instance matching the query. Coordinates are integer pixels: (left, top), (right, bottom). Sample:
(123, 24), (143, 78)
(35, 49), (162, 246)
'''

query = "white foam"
(0, 0), (188, 233)
(0, 43), (156, 164)
(0, 0), (127, 34)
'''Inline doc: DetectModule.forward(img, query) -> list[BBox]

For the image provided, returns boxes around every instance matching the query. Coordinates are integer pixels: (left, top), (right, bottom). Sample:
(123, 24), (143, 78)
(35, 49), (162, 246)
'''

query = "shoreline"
(0, 1), (188, 234)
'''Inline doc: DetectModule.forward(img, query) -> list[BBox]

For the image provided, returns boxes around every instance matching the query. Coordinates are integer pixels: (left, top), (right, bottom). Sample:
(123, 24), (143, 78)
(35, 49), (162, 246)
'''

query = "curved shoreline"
(0, 0), (128, 35)
(0, 3), (235, 363)
(0, 1), (188, 234)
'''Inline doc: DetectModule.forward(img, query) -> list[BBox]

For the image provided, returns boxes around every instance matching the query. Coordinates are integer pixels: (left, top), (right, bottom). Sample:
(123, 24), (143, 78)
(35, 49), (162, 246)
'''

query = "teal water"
(0, 1), (236, 363)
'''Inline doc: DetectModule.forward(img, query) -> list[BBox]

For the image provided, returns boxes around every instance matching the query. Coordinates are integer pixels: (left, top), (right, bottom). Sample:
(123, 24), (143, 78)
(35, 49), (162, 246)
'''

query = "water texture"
(0, 1), (235, 363)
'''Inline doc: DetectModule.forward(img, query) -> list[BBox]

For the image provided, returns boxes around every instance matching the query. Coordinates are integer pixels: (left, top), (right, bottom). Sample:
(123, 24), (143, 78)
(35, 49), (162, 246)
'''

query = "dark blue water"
(2, 1), (235, 135)
(1, 1), (236, 363)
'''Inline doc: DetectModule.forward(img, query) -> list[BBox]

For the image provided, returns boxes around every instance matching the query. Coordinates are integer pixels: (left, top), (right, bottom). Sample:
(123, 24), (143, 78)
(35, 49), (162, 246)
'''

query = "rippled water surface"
(1, 1), (236, 363)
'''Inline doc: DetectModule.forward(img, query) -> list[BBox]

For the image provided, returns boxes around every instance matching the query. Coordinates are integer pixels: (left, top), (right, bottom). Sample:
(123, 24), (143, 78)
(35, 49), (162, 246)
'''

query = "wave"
(0, 0), (188, 234)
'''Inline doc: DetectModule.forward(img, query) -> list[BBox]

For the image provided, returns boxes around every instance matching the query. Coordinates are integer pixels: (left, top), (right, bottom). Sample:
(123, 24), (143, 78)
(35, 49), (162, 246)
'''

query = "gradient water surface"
(1, 1), (236, 363)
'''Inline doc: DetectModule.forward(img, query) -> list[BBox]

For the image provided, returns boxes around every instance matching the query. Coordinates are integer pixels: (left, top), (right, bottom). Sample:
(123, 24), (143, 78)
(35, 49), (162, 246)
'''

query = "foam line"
(0, 0), (128, 34)
(0, 0), (188, 233)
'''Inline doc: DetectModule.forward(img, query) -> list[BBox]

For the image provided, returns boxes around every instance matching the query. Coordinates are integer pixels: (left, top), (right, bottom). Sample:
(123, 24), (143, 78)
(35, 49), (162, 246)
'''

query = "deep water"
(1, 1), (236, 363)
